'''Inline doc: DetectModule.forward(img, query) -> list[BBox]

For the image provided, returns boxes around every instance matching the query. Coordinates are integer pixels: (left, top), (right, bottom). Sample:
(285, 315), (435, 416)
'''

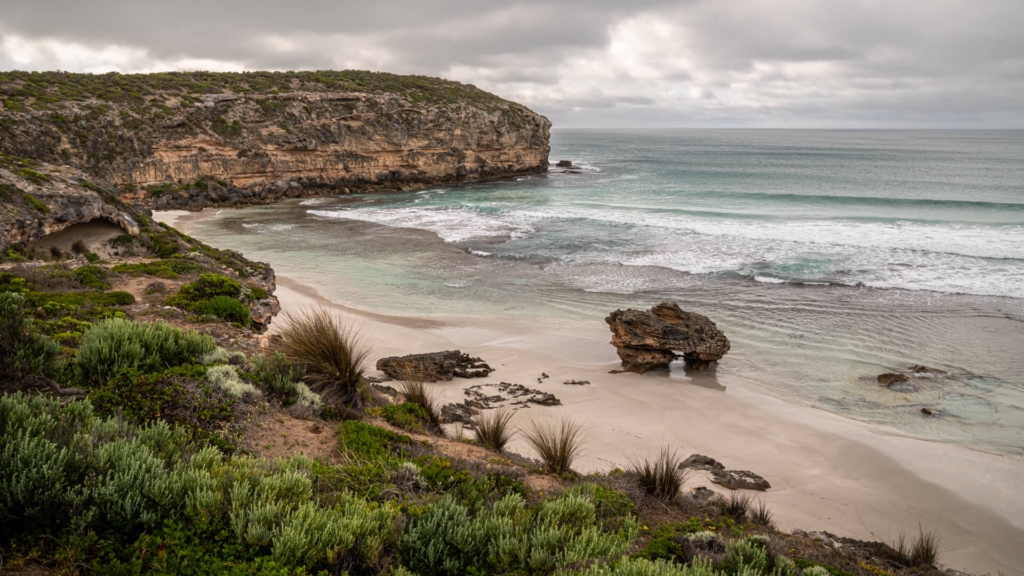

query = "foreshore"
(157, 209), (1024, 575)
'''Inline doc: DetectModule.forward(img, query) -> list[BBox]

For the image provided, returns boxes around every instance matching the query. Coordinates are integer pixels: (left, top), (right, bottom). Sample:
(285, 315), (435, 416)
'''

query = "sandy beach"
(157, 209), (1024, 575)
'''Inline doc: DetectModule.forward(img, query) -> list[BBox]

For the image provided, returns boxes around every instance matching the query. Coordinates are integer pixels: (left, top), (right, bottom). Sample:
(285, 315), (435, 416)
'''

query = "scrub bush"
(76, 318), (216, 385)
(0, 291), (62, 383)
(207, 365), (260, 399)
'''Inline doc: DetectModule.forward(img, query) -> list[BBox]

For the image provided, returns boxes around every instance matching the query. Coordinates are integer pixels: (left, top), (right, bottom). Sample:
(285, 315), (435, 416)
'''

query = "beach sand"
(157, 209), (1024, 575)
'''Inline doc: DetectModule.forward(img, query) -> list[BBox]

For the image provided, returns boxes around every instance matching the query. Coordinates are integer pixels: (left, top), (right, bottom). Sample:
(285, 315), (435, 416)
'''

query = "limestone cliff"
(0, 71), (551, 209)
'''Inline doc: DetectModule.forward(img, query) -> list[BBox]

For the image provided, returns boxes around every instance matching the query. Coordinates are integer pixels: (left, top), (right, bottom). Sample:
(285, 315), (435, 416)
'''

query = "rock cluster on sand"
(376, 350), (493, 382)
(680, 454), (771, 492)
(605, 302), (730, 373)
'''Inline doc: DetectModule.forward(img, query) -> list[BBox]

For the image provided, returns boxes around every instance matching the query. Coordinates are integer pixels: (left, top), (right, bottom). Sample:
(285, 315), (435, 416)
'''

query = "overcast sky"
(2, 0), (1023, 128)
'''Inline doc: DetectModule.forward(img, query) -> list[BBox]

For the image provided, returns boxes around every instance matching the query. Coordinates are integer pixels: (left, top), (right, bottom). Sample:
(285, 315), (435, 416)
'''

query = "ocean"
(182, 129), (1024, 457)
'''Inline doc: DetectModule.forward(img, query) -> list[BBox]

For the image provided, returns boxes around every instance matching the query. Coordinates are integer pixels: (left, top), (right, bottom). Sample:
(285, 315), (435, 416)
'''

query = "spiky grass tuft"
(749, 498), (774, 527)
(474, 407), (516, 452)
(892, 524), (940, 567)
(628, 447), (686, 502)
(722, 491), (753, 519)
(398, 368), (441, 425)
(277, 308), (369, 408)
(524, 417), (585, 475)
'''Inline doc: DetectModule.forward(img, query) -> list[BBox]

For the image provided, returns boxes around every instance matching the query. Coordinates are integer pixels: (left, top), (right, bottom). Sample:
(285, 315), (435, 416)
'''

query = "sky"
(2, 0), (1023, 128)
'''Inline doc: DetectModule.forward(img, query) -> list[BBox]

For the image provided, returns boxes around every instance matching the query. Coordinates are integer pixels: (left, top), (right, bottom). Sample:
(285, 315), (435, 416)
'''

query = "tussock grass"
(278, 308), (368, 408)
(892, 524), (940, 567)
(474, 406), (516, 452)
(628, 447), (686, 502)
(749, 498), (774, 527)
(723, 491), (753, 520)
(524, 417), (585, 475)
(398, 369), (440, 425)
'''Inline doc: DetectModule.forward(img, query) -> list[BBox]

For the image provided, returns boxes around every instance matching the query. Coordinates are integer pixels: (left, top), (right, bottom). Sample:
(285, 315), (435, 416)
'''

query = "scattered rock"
(563, 380), (590, 386)
(376, 350), (493, 382)
(690, 486), (716, 502)
(921, 407), (933, 415)
(556, 160), (573, 167)
(606, 302), (730, 373)
(711, 469), (771, 491)
(440, 403), (479, 427)
(679, 454), (725, 472)
(541, 373), (549, 379)
(528, 392), (561, 406)
(877, 373), (909, 386)
(910, 364), (946, 375)
(464, 381), (562, 409)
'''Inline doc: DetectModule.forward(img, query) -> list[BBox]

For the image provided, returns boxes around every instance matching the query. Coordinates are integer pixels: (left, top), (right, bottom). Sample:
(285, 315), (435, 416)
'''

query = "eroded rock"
(376, 350), (493, 382)
(877, 373), (909, 386)
(606, 302), (730, 373)
(711, 469), (771, 491)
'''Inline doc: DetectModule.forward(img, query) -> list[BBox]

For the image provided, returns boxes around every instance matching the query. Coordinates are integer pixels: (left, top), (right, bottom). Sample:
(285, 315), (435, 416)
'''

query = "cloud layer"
(3, 0), (1023, 127)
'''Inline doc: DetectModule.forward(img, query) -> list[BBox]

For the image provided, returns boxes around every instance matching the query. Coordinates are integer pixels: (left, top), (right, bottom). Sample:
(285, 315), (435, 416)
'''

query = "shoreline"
(156, 208), (1024, 575)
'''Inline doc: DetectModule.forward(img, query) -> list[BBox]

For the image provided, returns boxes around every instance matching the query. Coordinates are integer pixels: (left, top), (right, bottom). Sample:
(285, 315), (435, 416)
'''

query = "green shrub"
(112, 257), (204, 279)
(76, 318), (216, 385)
(73, 264), (110, 289)
(377, 402), (431, 432)
(572, 556), (718, 576)
(250, 352), (306, 406)
(337, 421), (409, 461)
(400, 492), (638, 576)
(174, 273), (242, 300)
(0, 291), (62, 383)
(88, 365), (235, 447)
(202, 295), (251, 326)
(249, 284), (268, 299)
(84, 252), (101, 263)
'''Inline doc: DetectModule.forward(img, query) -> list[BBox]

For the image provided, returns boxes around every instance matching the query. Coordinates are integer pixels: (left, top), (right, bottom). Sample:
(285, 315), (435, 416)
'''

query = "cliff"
(0, 70), (551, 209)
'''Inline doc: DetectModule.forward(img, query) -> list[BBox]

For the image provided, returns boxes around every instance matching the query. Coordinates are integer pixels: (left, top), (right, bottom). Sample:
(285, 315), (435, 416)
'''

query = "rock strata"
(605, 302), (730, 373)
(376, 350), (493, 382)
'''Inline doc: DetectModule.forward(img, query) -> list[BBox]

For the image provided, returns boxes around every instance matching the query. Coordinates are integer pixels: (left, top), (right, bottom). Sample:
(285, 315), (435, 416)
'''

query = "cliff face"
(0, 71), (551, 210)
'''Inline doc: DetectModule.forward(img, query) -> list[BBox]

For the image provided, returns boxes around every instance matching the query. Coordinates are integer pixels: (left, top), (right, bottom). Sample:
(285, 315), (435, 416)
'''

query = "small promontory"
(0, 70), (551, 209)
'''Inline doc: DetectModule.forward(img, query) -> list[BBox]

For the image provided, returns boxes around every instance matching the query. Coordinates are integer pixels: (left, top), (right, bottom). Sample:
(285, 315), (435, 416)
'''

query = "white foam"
(308, 207), (534, 243)
(242, 222), (295, 233)
(468, 249), (492, 257)
(755, 275), (787, 284)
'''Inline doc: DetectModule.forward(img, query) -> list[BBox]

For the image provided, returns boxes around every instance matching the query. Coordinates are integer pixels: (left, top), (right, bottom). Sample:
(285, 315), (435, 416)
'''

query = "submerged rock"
(376, 350), (493, 382)
(605, 302), (730, 373)
(877, 373), (909, 386)
(556, 160), (573, 167)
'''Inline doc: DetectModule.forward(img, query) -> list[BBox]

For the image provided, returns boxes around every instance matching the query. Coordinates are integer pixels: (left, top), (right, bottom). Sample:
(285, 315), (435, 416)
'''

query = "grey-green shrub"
(400, 491), (637, 576)
(76, 318), (215, 384)
(569, 557), (718, 576)
(207, 365), (260, 398)
(0, 291), (62, 382)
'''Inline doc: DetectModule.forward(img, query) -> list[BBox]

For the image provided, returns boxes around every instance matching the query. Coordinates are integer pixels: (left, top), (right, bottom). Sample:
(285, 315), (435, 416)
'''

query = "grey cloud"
(1, 0), (1023, 127)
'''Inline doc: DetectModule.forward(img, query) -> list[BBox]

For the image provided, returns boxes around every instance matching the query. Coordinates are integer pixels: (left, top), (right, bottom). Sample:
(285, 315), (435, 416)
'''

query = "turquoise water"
(184, 129), (1024, 457)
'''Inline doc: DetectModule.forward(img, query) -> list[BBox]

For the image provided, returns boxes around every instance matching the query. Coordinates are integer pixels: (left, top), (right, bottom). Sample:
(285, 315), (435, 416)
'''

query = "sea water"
(183, 129), (1024, 457)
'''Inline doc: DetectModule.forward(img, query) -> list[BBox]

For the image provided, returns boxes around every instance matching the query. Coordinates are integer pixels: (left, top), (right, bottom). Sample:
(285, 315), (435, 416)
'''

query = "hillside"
(0, 70), (551, 209)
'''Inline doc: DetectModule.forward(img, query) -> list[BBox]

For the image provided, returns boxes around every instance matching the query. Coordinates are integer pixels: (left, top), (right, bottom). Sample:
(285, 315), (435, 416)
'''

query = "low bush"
(474, 406), (516, 452)
(165, 273), (250, 325)
(750, 498), (774, 527)
(400, 491), (638, 576)
(0, 291), (62, 383)
(524, 417), (585, 475)
(278, 308), (368, 408)
(73, 264), (110, 289)
(337, 420), (410, 462)
(377, 402), (431, 433)
(0, 393), (398, 574)
(112, 257), (204, 279)
(207, 365), (260, 399)
(628, 447), (685, 502)
(88, 365), (236, 448)
(76, 318), (216, 385)
(200, 295), (251, 326)
(175, 272), (241, 300)
(250, 352), (307, 406)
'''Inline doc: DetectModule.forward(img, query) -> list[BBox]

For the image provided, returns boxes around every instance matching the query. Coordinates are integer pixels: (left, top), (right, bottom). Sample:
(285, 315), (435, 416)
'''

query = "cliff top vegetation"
(0, 69), (525, 112)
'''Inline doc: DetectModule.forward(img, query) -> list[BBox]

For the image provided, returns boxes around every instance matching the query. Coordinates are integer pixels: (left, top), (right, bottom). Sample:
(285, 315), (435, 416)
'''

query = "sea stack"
(605, 302), (730, 373)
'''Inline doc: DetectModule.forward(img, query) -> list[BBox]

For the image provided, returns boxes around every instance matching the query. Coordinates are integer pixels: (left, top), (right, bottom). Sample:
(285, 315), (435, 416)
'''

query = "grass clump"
(474, 406), (516, 452)
(399, 375), (440, 424)
(628, 447), (686, 502)
(524, 417), (585, 475)
(891, 524), (940, 568)
(76, 318), (216, 385)
(749, 498), (774, 527)
(723, 491), (753, 520)
(278, 308), (368, 408)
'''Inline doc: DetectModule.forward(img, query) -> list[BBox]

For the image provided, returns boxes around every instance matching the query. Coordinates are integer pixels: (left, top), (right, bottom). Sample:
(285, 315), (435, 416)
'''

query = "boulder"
(711, 469), (771, 491)
(376, 350), (493, 382)
(679, 454), (725, 472)
(440, 403), (479, 427)
(605, 302), (730, 373)
(690, 486), (716, 502)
